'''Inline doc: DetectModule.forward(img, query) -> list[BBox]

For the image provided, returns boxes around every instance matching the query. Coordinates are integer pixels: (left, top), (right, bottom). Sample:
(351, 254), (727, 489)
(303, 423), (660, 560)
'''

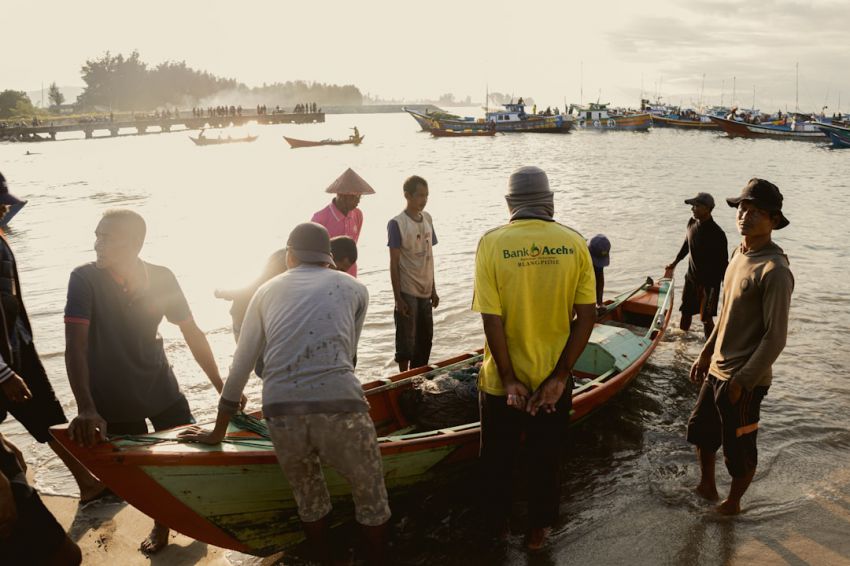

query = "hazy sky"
(4, 0), (848, 112)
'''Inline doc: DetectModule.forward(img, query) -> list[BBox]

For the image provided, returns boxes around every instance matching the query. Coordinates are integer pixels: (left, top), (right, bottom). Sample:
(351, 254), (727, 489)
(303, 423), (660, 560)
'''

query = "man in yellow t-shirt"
(472, 166), (597, 550)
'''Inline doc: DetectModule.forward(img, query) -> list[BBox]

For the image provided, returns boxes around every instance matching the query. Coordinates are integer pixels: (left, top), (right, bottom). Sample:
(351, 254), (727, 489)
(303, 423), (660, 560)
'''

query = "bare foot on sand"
(715, 499), (741, 516)
(526, 528), (550, 550)
(694, 484), (720, 502)
(140, 523), (169, 555)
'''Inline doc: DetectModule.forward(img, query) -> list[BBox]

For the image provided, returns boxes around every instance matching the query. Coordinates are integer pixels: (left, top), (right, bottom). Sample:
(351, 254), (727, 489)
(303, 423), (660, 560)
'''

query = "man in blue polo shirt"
(64, 209), (237, 555)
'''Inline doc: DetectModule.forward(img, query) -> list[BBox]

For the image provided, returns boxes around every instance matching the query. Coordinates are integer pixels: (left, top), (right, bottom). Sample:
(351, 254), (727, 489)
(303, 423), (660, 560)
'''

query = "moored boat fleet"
(404, 97), (850, 148)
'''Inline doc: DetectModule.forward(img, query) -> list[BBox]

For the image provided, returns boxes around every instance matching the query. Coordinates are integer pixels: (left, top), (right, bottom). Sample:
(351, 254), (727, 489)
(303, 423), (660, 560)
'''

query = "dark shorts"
(680, 277), (720, 321)
(106, 394), (195, 436)
(0, 343), (67, 443)
(0, 475), (68, 564)
(686, 375), (768, 478)
(394, 292), (433, 368)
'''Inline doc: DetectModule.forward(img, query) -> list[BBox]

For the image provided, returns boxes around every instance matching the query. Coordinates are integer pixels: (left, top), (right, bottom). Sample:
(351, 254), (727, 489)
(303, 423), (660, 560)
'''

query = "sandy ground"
(42, 493), (237, 566)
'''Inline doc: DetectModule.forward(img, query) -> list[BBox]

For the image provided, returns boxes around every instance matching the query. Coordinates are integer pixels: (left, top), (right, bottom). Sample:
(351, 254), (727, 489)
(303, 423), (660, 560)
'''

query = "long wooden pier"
(0, 112), (324, 142)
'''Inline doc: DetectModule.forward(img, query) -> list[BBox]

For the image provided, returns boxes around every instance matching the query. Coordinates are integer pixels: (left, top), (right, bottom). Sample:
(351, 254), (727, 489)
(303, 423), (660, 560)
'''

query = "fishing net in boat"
(399, 363), (481, 431)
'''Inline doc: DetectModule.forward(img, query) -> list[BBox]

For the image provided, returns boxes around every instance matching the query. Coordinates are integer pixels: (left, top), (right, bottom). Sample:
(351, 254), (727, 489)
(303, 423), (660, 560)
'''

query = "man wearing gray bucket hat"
(666, 191), (729, 339)
(181, 222), (390, 563)
(473, 166), (596, 549)
(687, 178), (794, 516)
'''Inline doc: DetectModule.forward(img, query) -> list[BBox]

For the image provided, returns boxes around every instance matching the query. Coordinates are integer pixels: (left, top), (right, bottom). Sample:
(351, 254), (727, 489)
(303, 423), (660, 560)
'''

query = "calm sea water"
(1, 111), (849, 565)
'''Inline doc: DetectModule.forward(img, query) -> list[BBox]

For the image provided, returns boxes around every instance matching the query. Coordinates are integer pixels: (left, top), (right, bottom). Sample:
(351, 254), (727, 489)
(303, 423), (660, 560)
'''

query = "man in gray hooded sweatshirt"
(687, 178), (794, 516)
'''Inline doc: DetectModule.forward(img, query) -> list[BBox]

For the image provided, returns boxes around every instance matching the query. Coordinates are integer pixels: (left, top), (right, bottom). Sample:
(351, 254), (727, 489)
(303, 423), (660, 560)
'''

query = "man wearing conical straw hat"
(311, 168), (375, 277)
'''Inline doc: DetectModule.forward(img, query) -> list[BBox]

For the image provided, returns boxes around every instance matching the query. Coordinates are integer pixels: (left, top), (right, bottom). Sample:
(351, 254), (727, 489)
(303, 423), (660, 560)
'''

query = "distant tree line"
(75, 51), (239, 110)
(0, 90), (36, 119)
(73, 50), (363, 111)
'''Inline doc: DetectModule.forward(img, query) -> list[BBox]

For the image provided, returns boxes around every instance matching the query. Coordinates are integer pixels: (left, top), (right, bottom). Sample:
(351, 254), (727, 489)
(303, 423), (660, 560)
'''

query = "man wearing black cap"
(473, 166), (596, 549)
(0, 172), (105, 505)
(666, 191), (729, 339)
(687, 178), (794, 515)
(181, 222), (390, 564)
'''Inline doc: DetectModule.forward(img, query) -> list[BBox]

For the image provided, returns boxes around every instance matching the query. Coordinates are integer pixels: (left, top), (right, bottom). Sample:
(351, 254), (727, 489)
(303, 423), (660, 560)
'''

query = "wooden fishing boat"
(569, 103), (652, 132)
(190, 134), (258, 146)
(403, 107), (467, 131)
(650, 114), (720, 130)
(709, 116), (826, 141)
(51, 275), (673, 556)
(284, 135), (364, 148)
(410, 102), (573, 134)
(815, 122), (850, 148)
(431, 126), (496, 137)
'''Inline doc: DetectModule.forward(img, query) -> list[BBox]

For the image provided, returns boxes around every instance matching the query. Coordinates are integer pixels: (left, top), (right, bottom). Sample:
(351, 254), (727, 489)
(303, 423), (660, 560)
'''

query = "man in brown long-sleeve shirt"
(687, 178), (794, 515)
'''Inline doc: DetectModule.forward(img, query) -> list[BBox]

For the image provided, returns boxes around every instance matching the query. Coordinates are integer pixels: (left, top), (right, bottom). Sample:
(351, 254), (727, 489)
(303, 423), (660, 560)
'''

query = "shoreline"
(42, 492), (236, 565)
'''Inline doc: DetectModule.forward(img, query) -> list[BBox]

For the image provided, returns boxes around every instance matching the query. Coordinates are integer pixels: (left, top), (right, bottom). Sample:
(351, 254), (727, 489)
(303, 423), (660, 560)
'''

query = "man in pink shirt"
(311, 168), (375, 277)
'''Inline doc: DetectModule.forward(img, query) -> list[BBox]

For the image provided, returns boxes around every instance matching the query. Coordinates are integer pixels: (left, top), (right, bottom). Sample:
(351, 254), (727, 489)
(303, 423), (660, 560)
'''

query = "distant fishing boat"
(51, 275), (673, 556)
(430, 125), (496, 137)
(284, 134), (364, 148)
(709, 116), (826, 141)
(569, 103), (652, 131)
(403, 107), (469, 131)
(815, 122), (850, 148)
(190, 133), (258, 146)
(650, 114), (720, 130)
(414, 101), (572, 134)
(0, 201), (26, 227)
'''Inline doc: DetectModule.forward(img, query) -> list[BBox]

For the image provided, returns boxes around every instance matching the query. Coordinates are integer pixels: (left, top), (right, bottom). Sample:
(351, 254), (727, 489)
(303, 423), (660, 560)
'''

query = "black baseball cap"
(726, 178), (789, 229)
(0, 172), (24, 206)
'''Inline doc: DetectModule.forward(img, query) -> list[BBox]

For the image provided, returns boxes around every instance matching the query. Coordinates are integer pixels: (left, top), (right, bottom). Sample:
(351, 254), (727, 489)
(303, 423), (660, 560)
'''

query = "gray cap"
(507, 166), (552, 196)
(684, 192), (715, 208)
(286, 222), (336, 267)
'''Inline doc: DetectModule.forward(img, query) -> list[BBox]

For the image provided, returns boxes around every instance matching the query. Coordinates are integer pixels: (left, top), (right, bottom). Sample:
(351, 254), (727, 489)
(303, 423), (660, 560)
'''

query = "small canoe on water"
(52, 275), (673, 556)
(284, 135), (364, 148)
(190, 135), (258, 146)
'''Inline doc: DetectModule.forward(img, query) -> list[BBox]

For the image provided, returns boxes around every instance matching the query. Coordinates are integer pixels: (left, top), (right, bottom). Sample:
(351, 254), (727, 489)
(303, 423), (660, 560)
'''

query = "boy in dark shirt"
(666, 192), (729, 338)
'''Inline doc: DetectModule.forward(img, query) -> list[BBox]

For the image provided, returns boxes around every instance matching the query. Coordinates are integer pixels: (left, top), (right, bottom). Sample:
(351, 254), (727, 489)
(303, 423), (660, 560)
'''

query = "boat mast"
(795, 62), (799, 113)
(580, 60), (584, 106)
(752, 85), (756, 114)
(699, 73), (705, 111)
(720, 79), (725, 108)
(732, 76), (736, 107)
